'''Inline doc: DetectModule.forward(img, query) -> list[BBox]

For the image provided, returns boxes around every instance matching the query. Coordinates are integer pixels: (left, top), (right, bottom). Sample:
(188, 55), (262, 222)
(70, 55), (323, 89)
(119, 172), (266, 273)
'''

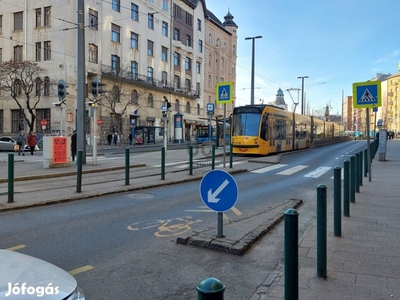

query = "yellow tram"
(231, 104), (343, 155)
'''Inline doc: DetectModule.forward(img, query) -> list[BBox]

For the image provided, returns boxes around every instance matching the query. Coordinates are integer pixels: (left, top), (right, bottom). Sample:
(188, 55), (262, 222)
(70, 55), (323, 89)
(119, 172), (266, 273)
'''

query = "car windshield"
(232, 113), (261, 136)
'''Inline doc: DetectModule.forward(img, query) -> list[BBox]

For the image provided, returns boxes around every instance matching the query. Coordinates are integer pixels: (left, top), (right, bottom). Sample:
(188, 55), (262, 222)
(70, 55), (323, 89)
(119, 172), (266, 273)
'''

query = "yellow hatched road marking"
(6, 244), (26, 251)
(69, 265), (94, 276)
(231, 207), (242, 216)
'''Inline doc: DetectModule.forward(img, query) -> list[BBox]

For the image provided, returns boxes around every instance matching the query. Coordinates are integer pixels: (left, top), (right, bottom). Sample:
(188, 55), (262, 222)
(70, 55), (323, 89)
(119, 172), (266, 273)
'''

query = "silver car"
(0, 136), (16, 152)
(0, 249), (86, 299)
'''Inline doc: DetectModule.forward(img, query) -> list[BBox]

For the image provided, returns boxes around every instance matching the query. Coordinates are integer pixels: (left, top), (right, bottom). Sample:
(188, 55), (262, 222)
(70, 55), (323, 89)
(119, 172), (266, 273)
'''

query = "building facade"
(0, 0), (237, 144)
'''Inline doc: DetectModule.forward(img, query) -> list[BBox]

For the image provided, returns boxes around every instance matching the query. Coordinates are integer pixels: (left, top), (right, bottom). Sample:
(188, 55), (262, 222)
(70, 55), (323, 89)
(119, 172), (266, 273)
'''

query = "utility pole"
(77, 0), (86, 163)
(245, 36), (262, 105)
(297, 76), (309, 115)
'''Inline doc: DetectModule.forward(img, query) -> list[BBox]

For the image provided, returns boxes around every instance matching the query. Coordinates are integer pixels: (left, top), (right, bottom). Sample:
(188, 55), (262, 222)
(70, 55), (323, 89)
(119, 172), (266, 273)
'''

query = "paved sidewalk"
(250, 140), (400, 299)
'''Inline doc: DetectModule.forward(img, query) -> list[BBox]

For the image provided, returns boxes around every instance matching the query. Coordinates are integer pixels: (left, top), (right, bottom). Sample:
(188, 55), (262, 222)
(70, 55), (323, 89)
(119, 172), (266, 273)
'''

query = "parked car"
(0, 136), (40, 152)
(0, 136), (16, 151)
(0, 249), (86, 299)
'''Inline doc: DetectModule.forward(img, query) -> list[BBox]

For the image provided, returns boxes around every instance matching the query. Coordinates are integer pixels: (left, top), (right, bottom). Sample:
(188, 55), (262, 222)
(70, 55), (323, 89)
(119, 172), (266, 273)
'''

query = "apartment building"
(0, 0), (237, 143)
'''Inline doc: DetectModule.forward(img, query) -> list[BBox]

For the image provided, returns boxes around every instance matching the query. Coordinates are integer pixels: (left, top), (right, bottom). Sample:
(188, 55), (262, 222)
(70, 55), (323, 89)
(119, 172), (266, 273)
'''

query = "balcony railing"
(101, 65), (200, 98)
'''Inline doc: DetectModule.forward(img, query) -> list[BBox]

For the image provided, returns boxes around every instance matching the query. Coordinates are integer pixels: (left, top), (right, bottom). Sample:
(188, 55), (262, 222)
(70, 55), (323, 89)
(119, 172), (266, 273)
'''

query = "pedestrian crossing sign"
(216, 82), (233, 104)
(352, 81), (381, 108)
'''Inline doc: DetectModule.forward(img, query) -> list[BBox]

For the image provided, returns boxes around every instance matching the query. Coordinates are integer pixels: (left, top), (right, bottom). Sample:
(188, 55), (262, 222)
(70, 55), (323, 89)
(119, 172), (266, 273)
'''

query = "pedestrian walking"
(107, 132), (112, 145)
(113, 132), (118, 146)
(27, 131), (37, 155)
(71, 130), (77, 161)
(16, 130), (27, 156)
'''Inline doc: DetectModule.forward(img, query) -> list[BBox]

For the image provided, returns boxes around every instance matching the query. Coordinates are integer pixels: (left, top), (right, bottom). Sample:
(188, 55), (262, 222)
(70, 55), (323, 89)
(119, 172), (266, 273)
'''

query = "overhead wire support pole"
(297, 76), (309, 115)
(245, 36), (262, 105)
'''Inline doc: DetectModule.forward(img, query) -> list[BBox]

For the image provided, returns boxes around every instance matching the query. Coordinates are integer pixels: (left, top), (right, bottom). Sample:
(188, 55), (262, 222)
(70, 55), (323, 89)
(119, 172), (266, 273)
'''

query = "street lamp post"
(297, 76), (309, 115)
(245, 36), (262, 105)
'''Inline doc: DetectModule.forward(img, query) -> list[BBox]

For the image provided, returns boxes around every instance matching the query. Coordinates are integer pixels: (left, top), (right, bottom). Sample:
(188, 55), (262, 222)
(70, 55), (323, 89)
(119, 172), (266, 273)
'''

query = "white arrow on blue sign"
(199, 170), (238, 212)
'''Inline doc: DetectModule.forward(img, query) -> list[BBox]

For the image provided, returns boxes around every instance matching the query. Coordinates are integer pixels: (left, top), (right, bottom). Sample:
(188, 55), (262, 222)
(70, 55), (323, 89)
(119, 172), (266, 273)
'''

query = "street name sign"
(216, 82), (233, 104)
(199, 170), (238, 212)
(352, 81), (381, 108)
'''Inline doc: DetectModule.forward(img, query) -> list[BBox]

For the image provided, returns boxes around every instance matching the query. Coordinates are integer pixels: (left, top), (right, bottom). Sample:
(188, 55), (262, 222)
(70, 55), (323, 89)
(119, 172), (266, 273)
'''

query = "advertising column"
(174, 113), (183, 143)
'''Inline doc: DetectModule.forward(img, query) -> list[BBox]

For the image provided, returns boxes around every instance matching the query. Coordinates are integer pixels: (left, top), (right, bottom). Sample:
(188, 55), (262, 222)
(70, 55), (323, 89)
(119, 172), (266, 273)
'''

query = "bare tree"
(97, 66), (148, 135)
(0, 60), (45, 133)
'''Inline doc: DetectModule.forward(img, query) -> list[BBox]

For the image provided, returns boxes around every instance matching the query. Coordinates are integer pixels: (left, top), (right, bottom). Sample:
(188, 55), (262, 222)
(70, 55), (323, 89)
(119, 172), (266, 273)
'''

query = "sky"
(206, 0), (400, 116)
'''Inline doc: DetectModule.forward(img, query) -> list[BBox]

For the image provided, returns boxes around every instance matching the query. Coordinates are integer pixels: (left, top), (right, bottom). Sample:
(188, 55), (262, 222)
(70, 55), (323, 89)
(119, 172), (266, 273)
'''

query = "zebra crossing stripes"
(304, 166), (332, 178)
(276, 165), (308, 175)
(250, 164), (287, 174)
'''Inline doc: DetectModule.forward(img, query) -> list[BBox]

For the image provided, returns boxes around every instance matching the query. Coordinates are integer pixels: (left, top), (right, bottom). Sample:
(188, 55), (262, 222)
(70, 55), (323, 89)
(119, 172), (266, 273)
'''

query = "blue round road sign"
(199, 170), (238, 212)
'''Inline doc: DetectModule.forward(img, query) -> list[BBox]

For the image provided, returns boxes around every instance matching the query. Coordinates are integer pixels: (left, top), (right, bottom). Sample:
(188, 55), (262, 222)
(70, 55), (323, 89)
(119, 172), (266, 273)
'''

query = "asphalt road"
(0, 141), (366, 299)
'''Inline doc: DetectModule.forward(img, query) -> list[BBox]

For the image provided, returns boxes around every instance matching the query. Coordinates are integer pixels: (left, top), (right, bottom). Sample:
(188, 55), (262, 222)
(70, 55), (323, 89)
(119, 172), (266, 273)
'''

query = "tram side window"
(260, 115), (268, 140)
(275, 119), (286, 140)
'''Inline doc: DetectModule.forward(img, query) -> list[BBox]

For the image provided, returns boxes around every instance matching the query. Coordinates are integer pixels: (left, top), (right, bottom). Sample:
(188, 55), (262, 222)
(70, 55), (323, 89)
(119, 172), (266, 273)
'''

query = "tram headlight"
(254, 138), (258, 144)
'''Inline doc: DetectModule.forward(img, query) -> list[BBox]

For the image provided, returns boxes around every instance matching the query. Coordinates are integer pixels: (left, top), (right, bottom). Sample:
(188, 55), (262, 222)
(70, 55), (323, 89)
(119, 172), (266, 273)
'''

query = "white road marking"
(276, 165), (308, 175)
(251, 164), (287, 174)
(304, 166), (332, 178)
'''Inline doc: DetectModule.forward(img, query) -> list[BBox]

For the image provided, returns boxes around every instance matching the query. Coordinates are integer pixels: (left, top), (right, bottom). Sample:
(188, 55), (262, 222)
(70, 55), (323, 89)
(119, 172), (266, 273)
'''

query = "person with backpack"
(16, 130), (27, 156)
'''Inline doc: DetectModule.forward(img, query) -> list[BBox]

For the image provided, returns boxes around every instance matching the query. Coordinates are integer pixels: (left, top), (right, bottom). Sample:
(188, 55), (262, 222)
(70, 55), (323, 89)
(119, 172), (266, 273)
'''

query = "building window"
(185, 79), (191, 92)
(112, 0), (120, 12)
(44, 41), (51, 61)
(186, 34), (191, 47)
(196, 61), (201, 74)
(111, 55), (120, 74)
(161, 46), (168, 62)
(197, 19), (201, 31)
(35, 8), (41, 28)
(197, 103), (200, 115)
(131, 90), (138, 105)
(14, 45), (23, 62)
(209, 54), (212, 66)
(11, 109), (25, 132)
(131, 4), (139, 21)
(89, 43), (98, 63)
(147, 67), (153, 79)
(148, 13), (154, 30)
(131, 61), (138, 79)
(35, 42), (41, 61)
(44, 76), (50, 96)
(0, 16), (3, 35)
(185, 102), (190, 114)
(175, 99), (179, 112)
(89, 9), (98, 30)
(111, 23), (120, 43)
(12, 79), (22, 97)
(0, 48), (2, 64)
(148, 93), (154, 108)
(35, 109), (51, 133)
(196, 82), (200, 95)
(147, 40), (153, 56)
(216, 38), (220, 47)
(161, 71), (167, 86)
(162, 21), (168, 37)
(174, 75), (180, 89)
(14, 12), (23, 31)
(185, 12), (192, 27)
(112, 86), (120, 102)
(44, 6), (51, 26)
(208, 33), (212, 43)
(162, 0), (168, 11)
(174, 52), (179, 66)
(35, 77), (42, 96)
(185, 57), (191, 71)
(131, 32), (138, 49)
(208, 75), (211, 88)
(198, 39), (203, 53)
(174, 28), (180, 41)
(233, 45), (236, 55)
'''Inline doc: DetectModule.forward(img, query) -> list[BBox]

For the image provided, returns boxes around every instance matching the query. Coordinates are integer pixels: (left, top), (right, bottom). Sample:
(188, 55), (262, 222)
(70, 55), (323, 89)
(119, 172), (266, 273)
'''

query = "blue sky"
(206, 0), (400, 115)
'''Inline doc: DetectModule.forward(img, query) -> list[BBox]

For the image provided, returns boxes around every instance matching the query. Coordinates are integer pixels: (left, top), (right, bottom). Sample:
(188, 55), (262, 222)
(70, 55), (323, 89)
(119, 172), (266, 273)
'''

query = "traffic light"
(91, 77), (99, 98)
(57, 79), (68, 101)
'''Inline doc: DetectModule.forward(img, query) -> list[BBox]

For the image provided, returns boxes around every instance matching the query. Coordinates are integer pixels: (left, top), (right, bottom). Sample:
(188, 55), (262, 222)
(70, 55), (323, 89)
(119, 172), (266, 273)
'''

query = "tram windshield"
(232, 113), (261, 136)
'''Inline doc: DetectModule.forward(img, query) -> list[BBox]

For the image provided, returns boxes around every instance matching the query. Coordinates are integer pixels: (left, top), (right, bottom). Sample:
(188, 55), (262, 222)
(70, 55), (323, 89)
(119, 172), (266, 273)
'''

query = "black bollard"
(189, 145), (193, 175)
(333, 167), (341, 237)
(161, 147), (165, 180)
(284, 208), (299, 300)
(350, 155), (355, 203)
(355, 152), (360, 193)
(8, 153), (14, 203)
(76, 150), (83, 193)
(363, 148), (368, 177)
(211, 144), (215, 170)
(359, 151), (363, 186)
(125, 147), (130, 185)
(229, 144), (233, 169)
(196, 277), (225, 300)
(343, 160), (350, 217)
(317, 184), (327, 278)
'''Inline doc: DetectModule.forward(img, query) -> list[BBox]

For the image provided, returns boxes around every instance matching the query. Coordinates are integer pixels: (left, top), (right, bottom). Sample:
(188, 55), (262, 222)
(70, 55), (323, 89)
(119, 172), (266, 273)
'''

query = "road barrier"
(76, 150), (83, 193)
(196, 277), (225, 299)
(333, 167), (341, 237)
(317, 184), (327, 278)
(125, 148), (130, 185)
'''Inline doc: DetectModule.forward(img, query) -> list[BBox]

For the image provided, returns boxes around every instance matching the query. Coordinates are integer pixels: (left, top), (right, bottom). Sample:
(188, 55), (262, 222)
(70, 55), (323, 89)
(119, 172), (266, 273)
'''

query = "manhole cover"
(125, 193), (155, 199)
